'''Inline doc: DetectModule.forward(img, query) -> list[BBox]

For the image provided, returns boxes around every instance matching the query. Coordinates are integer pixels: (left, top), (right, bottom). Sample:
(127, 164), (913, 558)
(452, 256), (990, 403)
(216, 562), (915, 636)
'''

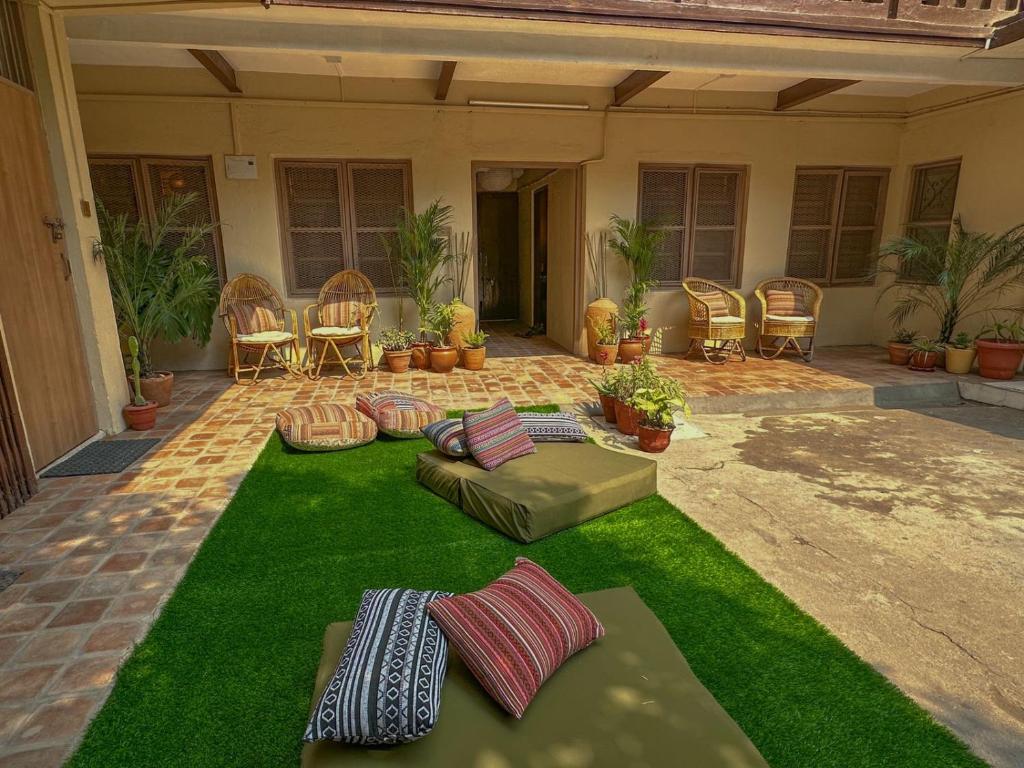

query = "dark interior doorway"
(532, 186), (548, 332)
(476, 192), (520, 322)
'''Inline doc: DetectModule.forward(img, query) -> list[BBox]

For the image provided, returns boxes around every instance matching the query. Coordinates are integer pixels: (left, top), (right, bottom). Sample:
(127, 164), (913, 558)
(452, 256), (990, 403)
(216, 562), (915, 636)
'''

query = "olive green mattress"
(415, 442), (657, 543)
(303, 586), (769, 768)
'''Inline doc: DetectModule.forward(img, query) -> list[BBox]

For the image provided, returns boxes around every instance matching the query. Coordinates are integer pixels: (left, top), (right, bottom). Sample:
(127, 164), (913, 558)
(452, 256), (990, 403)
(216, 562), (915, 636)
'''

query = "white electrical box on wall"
(225, 155), (257, 180)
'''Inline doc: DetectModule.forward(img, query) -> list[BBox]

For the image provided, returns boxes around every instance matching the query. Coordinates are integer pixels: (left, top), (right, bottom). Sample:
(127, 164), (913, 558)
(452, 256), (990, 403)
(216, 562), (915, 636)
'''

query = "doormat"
(41, 438), (161, 478)
(0, 569), (21, 595)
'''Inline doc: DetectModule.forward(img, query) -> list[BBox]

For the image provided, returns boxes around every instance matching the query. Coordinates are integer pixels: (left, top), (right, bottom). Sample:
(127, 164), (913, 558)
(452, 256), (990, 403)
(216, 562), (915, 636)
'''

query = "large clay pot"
(976, 338), (1024, 380)
(123, 401), (158, 430)
(384, 349), (412, 373)
(462, 346), (486, 371)
(449, 299), (476, 352)
(410, 343), (431, 370)
(135, 371), (173, 408)
(430, 346), (458, 374)
(638, 425), (673, 453)
(585, 298), (618, 361)
(887, 342), (912, 366)
(594, 342), (617, 366)
(613, 399), (640, 436)
(598, 393), (617, 423)
(617, 338), (645, 365)
(944, 346), (976, 375)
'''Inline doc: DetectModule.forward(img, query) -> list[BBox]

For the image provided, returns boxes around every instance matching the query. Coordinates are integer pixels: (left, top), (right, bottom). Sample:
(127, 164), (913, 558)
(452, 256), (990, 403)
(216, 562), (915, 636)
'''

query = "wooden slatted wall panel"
(0, 339), (36, 518)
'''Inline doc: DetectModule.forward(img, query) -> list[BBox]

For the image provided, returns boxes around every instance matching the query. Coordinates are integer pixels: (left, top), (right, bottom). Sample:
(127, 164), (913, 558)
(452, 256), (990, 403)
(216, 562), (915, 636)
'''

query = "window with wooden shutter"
(637, 164), (746, 287)
(903, 160), (960, 281)
(348, 162), (411, 293)
(785, 167), (888, 285)
(0, 0), (33, 91)
(278, 162), (348, 295)
(88, 158), (143, 222)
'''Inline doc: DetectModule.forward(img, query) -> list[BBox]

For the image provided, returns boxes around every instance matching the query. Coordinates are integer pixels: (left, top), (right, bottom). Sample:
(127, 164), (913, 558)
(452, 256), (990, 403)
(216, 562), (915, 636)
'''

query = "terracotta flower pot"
(887, 342), (913, 366)
(135, 371), (173, 408)
(449, 299), (476, 351)
(410, 343), (431, 370)
(384, 349), (413, 373)
(585, 298), (618, 361)
(617, 338), (645, 365)
(462, 346), (486, 371)
(430, 346), (458, 374)
(613, 399), (640, 436)
(594, 343), (617, 366)
(598, 393), (617, 423)
(909, 350), (938, 372)
(943, 346), (976, 375)
(638, 424), (673, 453)
(123, 401), (158, 431)
(976, 338), (1024, 380)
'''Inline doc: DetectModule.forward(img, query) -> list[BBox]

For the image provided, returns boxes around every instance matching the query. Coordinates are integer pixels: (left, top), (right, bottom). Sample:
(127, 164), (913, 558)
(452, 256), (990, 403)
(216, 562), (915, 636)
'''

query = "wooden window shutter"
(347, 162), (410, 293)
(833, 171), (886, 282)
(88, 158), (144, 223)
(0, 0), (33, 91)
(904, 160), (960, 280)
(638, 167), (688, 284)
(278, 162), (347, 295)
(786, 170), (841, 281)
(141, 158), (225, 284)
(691, 168), (743, 284)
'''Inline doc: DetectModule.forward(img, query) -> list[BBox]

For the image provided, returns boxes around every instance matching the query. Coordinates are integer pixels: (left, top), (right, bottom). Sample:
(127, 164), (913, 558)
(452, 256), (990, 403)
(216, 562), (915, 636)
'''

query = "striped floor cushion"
(304, 588), (451, 744)
(356, 391), (446, 439)
(518, 412), (587, 443)
(427, 558), (605, 719)
(462, 398), (536, 471)
(276, 404), (377, 452)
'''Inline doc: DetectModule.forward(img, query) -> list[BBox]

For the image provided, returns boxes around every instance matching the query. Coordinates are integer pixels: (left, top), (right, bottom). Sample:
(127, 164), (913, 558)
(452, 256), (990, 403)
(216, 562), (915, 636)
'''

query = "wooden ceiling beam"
(775, 77), (859, 110)
(187, 49), (242, 94)
(435, 60), (457, 101)
(612, 69), (669, 106)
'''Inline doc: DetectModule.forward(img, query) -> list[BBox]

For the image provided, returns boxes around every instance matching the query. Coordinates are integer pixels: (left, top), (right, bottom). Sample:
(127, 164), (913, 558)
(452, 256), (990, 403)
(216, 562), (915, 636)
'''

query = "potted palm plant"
(609, 215), (664, 364)
(584, 231), (618, 362)
(909, 339), (941, 372)
(461, 329), (488, 371)
(123, 336), (157, 430)
(427, 301), (458, 374)
(976, 319), (1024, 380)
(446, 232), (476, 354)
(633, 377), (689, 453)
(944, 331), (976, 375)
(98, 194), (220, 406)
(593, 318), (618, 366)
(394, 200), (454, 369)
(589, 369), (618, 423)
(887, 328), (917, 365)
(380, 327), (415, 373)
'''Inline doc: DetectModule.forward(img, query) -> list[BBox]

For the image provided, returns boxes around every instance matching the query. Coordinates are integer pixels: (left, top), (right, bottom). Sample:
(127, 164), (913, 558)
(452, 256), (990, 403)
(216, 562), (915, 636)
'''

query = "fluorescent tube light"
(468, 100), (590, 111)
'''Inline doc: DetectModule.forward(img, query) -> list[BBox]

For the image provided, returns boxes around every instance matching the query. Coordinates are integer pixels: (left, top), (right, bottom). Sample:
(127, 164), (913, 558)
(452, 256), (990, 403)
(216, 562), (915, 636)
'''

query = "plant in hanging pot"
(632, 377), (689, 454)
(609, 215), (663, 364)
(908, 338), (941, 372)
(975, 319), (1024, 380)
(589, 368), (619, 423)
(461, 329), (489, 371)
(122, 336), (158, 430)
(886, 328), (917, 365)
(584, 231), (619, 361)
(427, 301), (459, 374)
(98, 194), (220, 407)
(944, 331), (976, 375)
(592, 318), (618, 366)
(380, 327), (415, 373)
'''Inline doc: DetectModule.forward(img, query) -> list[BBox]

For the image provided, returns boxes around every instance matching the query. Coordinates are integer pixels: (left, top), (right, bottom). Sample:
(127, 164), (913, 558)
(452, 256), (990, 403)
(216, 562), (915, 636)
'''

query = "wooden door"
(532, 186), (548, 330)
(476, 192), (519, 322)
(0, 79), (97, 469)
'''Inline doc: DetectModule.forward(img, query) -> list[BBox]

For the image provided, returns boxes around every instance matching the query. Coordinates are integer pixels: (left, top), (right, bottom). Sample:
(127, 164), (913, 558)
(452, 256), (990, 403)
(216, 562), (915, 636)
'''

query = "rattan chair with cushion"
(219, 273), (302, 384)
(682, 278), (747, 365)
(303, 270), (377, 380)
(754, 277), (823, 362)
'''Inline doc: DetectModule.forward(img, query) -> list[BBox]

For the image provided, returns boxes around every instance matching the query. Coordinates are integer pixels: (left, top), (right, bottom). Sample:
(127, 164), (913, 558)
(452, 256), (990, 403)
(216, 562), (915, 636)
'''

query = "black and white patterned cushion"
(304, 588), (451, 744)
(518, 412), (588, 443)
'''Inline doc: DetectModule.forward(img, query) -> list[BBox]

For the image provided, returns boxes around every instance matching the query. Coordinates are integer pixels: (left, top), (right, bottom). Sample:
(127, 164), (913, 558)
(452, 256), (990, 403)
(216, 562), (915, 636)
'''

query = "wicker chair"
(303, 270), (377, 380)
(753, 277), (823, 362)
(682, 278), (747, 365)
(219, 273), (302, 384)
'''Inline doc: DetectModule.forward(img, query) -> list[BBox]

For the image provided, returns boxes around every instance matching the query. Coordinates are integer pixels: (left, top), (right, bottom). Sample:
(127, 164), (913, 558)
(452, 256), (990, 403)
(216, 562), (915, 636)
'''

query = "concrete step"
(959, 378), (1024, 411)
(688, 380), (962, 415)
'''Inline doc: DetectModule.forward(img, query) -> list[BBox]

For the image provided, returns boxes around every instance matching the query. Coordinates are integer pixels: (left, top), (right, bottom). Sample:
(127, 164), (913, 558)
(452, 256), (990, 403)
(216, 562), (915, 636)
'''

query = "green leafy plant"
(979, 318), (1024, 343)
(877, 218), (1024, 344)
(948, 331), (973, 350)
(426, 301), (457, 347)
(394, 199), (454, 340)
(633, 377), (689, 429)
(589, 368), (618, 397)
(585, 230), (609, 300)
(446, 231), (472, 302)
(379, 327), (414, 352)
(126, 335), (146, 407)
(911, 338), (941, 353)
(890, 328), (917, 345)
(613, 357), (659, 403)
(608, 215), (665, 339)
(98, 193), (220, 377)
(593, 318), (617, 345)
(463, 330), (488, 348)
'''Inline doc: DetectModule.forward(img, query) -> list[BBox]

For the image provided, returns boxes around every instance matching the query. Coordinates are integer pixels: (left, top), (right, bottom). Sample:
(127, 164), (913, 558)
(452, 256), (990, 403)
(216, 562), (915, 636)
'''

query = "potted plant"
(887, 328), (917, 365)
(446, 232), (476, 353)
(589, 369), (618, 423)
(976, 319), (1024, 380)
(584, 231), (618, 362)
(427, 301), (459, 374)
(613, 358), (658, 436)
(394, 200), (454, 370)
(122, 336), (158, 430)
(98, 194), (220, 407)
(380, 327), (415, 373)
(593, 318), (618, 366)
(609, 215), (663, 364)
(461, 329), (488, 371)
(633, 377), (689, 453)
(909, 339), (941, 372)
(944, 331), (976, 375)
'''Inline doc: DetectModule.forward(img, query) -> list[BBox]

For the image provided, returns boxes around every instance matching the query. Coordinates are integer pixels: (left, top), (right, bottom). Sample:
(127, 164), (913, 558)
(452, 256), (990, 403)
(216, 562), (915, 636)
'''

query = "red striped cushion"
(765, 289), (808, 317)
(227, 300), (278, 336)
(426, 558), (604, 718)
(461, 398), (536, 471)
(355, 391), (446, 439)
(693, 290), (729, 318)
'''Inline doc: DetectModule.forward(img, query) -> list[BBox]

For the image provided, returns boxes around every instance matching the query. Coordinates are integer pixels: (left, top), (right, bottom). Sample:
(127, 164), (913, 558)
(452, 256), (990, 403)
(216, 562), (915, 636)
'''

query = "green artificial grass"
(68, 406), (985, 768)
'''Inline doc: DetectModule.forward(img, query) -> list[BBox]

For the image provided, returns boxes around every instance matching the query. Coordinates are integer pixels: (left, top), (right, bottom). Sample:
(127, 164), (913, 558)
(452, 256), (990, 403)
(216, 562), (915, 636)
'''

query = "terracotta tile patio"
(0, 341), (967, 765)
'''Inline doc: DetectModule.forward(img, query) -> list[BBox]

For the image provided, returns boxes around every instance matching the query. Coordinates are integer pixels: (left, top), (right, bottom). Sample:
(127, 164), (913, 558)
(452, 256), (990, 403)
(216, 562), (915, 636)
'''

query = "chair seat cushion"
(766, 314), (815, 323)
(710, 315), (745, 324)
(356, 391), (446, 439)
(416, 443), (657, 543)
(276, 404), (377, 452)
(302, 587), (769, 768)
(238, 330), (294, 344)
(311, 326), (363, 338)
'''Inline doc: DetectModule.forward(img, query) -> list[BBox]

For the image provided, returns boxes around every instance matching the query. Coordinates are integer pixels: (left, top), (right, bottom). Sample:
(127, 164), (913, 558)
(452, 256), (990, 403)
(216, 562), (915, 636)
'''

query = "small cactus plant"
(127, 336), (146, 407)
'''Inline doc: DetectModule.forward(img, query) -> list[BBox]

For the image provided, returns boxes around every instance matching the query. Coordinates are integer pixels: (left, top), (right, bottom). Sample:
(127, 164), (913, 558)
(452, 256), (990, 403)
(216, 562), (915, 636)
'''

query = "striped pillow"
(518, 412), (587, 443)
(421, 418), (468, 458)
(693, 290), (730, 318)
(356, 391), (446, 439)
(427, 558), (605, 719)
(462, 398), (536, 471)
(304, 589), (451, 744)
(275, 404), (377, 452)
(227, 300), (279, 336)
(765, 289), (808, 317)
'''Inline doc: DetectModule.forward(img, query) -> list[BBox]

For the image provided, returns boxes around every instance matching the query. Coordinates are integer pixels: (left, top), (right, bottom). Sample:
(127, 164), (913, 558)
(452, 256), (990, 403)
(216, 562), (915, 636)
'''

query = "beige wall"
(545, 168), (578, 352)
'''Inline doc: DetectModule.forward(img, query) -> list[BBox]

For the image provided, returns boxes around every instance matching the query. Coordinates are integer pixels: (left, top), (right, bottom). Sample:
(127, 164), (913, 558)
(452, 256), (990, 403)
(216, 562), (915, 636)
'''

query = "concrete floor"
(647, 402), (1024, 768)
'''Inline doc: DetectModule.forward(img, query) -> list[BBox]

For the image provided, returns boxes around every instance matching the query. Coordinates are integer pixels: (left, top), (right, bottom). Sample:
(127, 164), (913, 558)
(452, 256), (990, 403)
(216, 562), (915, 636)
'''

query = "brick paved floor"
(0, 341), (966, 766)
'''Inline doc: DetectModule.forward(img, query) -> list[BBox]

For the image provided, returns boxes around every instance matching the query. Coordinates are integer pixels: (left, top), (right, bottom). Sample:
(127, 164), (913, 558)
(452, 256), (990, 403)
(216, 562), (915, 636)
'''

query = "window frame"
(274, 158), (413, 298)
(785, 165), (890, 287)
(636, 163), (748, 289)
(901, 158), (961, 284)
